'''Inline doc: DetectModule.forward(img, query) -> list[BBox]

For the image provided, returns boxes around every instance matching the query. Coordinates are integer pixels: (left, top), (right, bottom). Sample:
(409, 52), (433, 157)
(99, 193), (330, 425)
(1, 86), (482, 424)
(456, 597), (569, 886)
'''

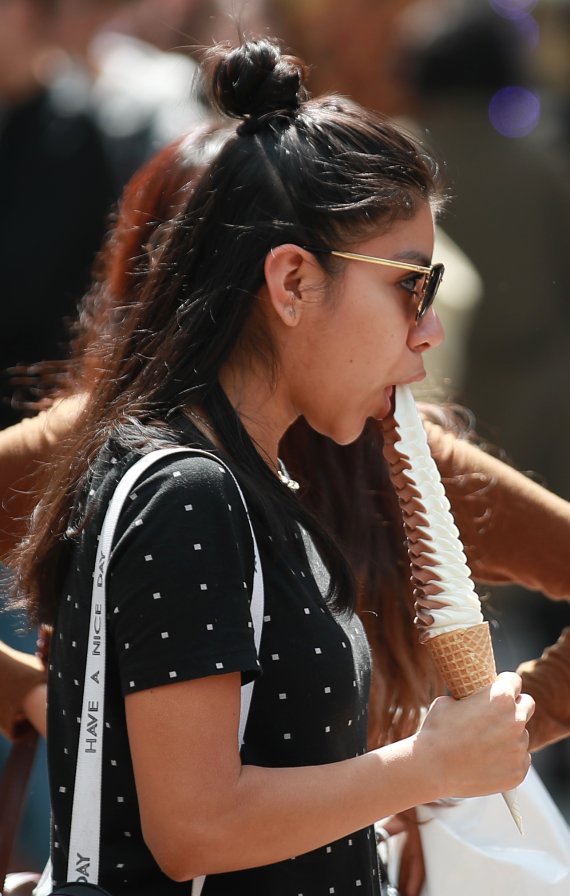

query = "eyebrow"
(392, 250), (432, 267)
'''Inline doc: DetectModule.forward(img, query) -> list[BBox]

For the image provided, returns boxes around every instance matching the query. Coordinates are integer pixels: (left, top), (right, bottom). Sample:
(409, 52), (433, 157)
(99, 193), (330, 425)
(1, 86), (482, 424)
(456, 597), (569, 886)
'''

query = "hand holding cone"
(383, 385), (523, 833)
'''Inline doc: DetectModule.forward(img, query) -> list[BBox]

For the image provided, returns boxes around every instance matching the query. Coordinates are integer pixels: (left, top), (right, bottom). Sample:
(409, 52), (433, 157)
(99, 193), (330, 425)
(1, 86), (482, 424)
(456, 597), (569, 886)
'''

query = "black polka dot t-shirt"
(47, 444), (380, 896)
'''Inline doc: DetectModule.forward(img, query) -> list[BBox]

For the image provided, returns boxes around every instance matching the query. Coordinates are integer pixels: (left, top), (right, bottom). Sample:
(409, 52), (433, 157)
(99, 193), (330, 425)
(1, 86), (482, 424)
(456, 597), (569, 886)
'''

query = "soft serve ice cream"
(383, 384), (522, 832)
(385, 383), (484, 639)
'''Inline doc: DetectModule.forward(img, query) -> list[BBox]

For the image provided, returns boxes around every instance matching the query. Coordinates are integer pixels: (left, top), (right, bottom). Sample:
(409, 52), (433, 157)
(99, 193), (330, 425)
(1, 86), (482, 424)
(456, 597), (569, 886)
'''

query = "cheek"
(375, 327), (408, 364)
(304, 282), (408, 387)
(347, 305), (408, 373)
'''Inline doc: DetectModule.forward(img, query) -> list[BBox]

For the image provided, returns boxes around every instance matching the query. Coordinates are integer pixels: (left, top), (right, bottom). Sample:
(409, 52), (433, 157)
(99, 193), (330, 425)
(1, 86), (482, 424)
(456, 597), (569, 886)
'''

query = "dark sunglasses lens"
(416, 264), (444, 321)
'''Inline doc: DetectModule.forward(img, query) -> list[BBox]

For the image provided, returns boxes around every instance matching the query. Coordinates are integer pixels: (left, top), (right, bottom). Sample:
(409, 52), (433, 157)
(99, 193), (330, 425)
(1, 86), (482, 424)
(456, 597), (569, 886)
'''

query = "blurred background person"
(533, 0), (570, 176)
(399, 2), (570, 481)
(0, 0), (116, 430)
(1, 0), (219, 435)
(49, 0), (214, 189)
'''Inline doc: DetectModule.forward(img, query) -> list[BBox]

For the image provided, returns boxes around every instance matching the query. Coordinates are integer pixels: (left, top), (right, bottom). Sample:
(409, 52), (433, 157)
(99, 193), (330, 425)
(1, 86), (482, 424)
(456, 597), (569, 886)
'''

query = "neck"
(218, 360), (297, 475)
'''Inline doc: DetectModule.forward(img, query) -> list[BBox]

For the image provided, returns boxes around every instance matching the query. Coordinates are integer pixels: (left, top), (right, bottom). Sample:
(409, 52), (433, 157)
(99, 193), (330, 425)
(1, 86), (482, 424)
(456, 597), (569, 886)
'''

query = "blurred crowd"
(1, 0), (569, 869)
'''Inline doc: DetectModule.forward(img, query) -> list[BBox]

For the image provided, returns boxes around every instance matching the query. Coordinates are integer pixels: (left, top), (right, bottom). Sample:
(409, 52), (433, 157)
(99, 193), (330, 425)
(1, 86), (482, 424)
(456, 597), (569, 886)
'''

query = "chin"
(304, 406), (372, 445)
(324, 419), (369, 447)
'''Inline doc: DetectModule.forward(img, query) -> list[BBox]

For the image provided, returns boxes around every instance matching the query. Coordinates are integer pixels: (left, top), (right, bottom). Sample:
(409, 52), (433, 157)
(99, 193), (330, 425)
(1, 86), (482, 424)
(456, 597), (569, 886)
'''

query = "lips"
(374, 371), (425, 421)
(401, 369), (426, 386)
(382, 372), (425, 417)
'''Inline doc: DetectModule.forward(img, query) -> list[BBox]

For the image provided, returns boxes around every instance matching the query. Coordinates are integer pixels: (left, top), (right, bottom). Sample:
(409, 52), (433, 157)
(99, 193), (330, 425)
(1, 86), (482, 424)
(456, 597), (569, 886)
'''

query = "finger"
(377, 815), (406, 837)
(401, 858), (425, 896)
(398, 833), (425, 896)
(491, 670), (522, 700)
(515, 692), (535, 722)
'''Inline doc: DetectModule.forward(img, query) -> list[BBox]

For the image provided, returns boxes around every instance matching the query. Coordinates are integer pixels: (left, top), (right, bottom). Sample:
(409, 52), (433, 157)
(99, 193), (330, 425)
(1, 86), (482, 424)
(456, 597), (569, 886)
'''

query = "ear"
(263, 244), (325, 328)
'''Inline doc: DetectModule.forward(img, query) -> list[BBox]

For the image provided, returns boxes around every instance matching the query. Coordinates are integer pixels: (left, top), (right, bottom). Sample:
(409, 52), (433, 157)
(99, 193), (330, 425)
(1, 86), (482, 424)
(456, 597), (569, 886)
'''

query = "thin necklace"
(186, 409), (300, 491)
(277, 461), (300, 492)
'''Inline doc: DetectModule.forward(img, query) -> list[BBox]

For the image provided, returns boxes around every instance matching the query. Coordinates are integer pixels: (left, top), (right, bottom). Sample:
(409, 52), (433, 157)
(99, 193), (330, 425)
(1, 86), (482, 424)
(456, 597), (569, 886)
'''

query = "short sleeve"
(106, 454), (260, 695)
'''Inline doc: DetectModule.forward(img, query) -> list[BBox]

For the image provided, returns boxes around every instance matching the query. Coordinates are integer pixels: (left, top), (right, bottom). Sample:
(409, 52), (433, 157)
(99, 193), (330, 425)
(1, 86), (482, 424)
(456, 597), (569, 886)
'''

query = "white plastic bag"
(384, 767), (570, 895)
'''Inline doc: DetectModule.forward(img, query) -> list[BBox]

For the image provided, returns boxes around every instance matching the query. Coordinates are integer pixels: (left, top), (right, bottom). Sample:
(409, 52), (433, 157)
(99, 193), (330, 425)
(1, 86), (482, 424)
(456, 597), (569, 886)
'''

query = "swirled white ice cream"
(390, 384), (483, 637)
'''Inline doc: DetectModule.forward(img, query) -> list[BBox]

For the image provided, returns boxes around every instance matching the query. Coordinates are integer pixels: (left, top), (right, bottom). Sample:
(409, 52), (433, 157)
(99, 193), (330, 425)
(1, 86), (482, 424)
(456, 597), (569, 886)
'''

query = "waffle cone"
(426, 622), (496, 699)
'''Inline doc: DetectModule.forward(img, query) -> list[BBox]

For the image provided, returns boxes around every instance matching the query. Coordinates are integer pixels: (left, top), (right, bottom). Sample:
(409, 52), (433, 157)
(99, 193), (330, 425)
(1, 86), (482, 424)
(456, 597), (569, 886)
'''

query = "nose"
(408, 306), (445, 353)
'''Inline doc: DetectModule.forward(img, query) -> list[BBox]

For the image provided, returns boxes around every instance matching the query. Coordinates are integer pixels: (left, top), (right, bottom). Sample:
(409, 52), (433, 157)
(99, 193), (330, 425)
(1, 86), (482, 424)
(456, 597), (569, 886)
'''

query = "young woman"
(0, 121), (567, 758)
(10, 39), (532, 896)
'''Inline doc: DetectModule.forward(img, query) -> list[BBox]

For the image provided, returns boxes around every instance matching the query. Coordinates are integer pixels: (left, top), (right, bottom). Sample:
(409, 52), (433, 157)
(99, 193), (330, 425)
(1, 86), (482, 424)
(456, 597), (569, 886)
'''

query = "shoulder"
(105, 449), (254, 558)
(127, 450), (247, 509)
(82, 448), (258, 609)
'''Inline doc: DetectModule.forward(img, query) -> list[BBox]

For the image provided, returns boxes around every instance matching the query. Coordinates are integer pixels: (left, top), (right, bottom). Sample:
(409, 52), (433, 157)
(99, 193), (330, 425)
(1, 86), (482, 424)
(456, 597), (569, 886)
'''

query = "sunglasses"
(305, 247), (445, 322)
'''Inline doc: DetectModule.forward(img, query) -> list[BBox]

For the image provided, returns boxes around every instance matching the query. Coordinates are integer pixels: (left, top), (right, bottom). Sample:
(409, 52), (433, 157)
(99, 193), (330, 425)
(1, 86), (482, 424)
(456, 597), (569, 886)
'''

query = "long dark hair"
(64, 124), (232, 393)
(281, 419), (443, 746)
(12, 38), (445, 629)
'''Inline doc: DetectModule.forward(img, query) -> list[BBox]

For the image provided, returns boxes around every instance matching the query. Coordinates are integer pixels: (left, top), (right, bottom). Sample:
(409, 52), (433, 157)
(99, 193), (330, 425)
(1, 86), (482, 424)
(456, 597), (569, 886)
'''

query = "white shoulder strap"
(66, 447), (264, 891)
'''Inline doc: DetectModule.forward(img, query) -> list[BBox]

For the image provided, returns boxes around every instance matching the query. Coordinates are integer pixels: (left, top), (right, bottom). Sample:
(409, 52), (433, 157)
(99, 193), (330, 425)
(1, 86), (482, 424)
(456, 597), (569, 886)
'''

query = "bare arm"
(0, 641), (46, 739)
(517, 627), (570, 751)
(21, 682), (47, 738)
(126, 669), (532, 881)
(0, 394), (86, 560)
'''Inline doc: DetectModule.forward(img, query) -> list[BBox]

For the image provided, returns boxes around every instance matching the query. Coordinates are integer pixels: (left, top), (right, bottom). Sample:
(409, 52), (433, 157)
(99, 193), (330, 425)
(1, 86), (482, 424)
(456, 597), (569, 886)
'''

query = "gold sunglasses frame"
(328, 250), (445, 322)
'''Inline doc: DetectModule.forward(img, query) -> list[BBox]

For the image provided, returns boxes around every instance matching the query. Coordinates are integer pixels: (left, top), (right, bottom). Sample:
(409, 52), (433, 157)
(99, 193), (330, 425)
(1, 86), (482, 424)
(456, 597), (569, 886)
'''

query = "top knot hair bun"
(208, 39), (309, 131)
